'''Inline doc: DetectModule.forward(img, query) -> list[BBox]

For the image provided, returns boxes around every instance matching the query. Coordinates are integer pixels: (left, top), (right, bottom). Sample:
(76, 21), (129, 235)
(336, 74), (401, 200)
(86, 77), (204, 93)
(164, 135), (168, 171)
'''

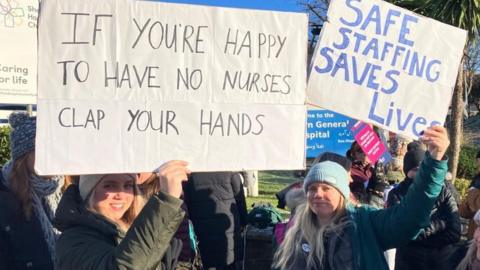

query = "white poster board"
(0, 0), (38, 104)
(36, 0), (308, 175)
(307, 0), (467, 138)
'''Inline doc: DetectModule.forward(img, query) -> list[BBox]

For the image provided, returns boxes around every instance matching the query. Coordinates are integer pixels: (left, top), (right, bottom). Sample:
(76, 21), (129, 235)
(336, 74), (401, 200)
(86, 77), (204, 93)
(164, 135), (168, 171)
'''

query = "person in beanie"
(0, 112), (64, 270)
(54, 160), (189, 270)
(272, 126), (450, 270)
(274, 152), (353, 249)
(387, 141), (461, 270)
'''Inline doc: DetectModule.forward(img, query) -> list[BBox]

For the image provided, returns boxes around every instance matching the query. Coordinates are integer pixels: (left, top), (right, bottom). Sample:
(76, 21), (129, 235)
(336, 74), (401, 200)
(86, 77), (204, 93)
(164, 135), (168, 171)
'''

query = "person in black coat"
(183, 172), (248, 270)
(0, 180), (57, 270)
(387, 142), (461, 270)
(0, 112), (64, 270)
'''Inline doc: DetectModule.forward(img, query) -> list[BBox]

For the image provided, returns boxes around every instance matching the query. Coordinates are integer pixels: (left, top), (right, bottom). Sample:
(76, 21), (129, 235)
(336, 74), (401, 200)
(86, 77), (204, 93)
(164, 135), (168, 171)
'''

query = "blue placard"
(306, 110), (355, 158)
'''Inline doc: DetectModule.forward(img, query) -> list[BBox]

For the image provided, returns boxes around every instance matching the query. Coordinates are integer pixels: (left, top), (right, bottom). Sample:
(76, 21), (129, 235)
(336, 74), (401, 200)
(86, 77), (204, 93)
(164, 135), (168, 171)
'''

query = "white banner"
(307, 0), (467, 139)
(0, 0), (38, 104)
(36, 0), (308, 174)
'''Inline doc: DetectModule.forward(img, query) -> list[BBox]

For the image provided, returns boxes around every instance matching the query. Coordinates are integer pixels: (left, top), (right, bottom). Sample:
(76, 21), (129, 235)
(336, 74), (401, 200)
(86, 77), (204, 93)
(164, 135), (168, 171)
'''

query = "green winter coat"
(346, 152), (448, 270)
(55, 185), (185, 270)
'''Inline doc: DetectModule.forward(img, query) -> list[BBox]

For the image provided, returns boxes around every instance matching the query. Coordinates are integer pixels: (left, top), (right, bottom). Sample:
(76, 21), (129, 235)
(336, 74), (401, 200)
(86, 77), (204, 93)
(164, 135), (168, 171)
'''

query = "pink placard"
(349, 121), (391, 164)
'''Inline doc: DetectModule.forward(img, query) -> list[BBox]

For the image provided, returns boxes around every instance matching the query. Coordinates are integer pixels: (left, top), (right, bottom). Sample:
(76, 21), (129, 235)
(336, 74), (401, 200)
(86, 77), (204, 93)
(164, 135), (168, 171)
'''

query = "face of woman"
(92, 174), (135, 223)
(307, 182), (342, 220)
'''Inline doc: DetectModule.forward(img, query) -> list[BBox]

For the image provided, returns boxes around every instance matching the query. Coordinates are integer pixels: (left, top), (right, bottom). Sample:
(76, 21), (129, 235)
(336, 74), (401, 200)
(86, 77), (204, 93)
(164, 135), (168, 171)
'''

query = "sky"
(154, 0), (303, 12)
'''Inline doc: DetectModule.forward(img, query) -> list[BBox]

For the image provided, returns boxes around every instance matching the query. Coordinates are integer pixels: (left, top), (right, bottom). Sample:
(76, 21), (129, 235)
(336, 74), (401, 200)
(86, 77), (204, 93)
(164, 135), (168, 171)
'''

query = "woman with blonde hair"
(272, 126), (450, 270)
(55, 160), (189, 269)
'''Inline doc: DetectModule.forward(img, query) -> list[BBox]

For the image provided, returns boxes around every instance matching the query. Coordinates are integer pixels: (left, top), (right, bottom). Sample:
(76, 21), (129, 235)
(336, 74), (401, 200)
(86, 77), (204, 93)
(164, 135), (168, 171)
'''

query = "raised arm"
(369, 126), (449, 250)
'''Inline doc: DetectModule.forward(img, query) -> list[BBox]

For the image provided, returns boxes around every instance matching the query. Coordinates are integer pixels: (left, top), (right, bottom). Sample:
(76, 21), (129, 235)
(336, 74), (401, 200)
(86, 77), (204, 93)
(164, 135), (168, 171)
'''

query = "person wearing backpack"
(183, 172), (248, 270)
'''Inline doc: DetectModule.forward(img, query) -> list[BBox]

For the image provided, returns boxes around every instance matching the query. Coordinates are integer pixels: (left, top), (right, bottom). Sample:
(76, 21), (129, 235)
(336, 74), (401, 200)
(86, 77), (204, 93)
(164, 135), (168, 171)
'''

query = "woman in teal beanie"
(272, 126), (450, 270)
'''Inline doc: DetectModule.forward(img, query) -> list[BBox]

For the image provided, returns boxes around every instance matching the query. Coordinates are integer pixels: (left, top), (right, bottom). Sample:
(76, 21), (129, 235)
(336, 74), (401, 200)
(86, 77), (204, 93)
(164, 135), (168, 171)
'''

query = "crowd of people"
(1, 112), (480, 270)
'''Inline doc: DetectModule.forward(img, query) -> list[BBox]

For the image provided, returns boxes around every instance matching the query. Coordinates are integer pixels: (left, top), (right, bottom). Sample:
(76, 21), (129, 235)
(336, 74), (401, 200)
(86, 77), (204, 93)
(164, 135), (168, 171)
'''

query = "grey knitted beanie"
(8, 112), (36, 160)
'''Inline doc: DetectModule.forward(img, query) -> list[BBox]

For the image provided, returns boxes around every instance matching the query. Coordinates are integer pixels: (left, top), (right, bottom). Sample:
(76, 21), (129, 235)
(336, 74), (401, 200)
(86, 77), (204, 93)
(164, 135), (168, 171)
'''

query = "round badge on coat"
(301, 243), (311, 253)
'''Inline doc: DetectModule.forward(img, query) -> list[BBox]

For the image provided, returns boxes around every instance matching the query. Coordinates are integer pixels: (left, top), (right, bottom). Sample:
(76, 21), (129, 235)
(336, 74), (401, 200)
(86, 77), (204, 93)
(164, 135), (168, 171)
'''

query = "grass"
(245, 171), (302, 217)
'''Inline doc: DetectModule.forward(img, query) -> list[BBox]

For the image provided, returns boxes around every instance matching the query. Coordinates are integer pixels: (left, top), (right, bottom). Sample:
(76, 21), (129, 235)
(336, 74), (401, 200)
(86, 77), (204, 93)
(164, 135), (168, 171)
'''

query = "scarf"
(1, 160), (64, 267)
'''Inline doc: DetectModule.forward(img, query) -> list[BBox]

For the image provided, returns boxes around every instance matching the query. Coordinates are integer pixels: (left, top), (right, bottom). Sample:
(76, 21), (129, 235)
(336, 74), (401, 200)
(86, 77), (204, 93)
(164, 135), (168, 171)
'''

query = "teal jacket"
(347, 152), (448, 270)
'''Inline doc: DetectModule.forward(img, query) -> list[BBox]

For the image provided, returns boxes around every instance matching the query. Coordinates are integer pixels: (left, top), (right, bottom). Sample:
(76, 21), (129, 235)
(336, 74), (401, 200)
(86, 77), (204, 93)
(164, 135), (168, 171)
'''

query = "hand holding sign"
(155, 160), (190, 199)
(420, 126), (449, 161)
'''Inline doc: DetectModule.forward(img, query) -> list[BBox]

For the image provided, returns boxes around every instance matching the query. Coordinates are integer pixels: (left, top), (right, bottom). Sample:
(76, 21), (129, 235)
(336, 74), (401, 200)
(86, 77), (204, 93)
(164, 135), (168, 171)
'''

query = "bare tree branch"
(306, 4), (327, 22)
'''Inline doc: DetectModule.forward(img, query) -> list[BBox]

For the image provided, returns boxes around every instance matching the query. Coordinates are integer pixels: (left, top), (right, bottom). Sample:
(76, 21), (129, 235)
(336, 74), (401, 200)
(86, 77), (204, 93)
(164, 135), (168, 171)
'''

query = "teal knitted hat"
(303, 161), (350, 199)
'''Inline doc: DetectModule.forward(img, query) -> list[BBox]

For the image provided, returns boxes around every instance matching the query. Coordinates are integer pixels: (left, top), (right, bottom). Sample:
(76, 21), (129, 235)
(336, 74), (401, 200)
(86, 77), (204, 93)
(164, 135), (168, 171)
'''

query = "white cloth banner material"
(307, 0), (467, 139)
(0, 0), (38, 104)
(36, 0), (308, 174)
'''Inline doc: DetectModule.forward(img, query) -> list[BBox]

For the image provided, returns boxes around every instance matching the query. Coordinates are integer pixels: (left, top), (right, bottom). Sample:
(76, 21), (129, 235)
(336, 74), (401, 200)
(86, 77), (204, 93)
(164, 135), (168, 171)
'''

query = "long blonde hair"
(273, 195), (350, 270)
(87, 178), (145, 232)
